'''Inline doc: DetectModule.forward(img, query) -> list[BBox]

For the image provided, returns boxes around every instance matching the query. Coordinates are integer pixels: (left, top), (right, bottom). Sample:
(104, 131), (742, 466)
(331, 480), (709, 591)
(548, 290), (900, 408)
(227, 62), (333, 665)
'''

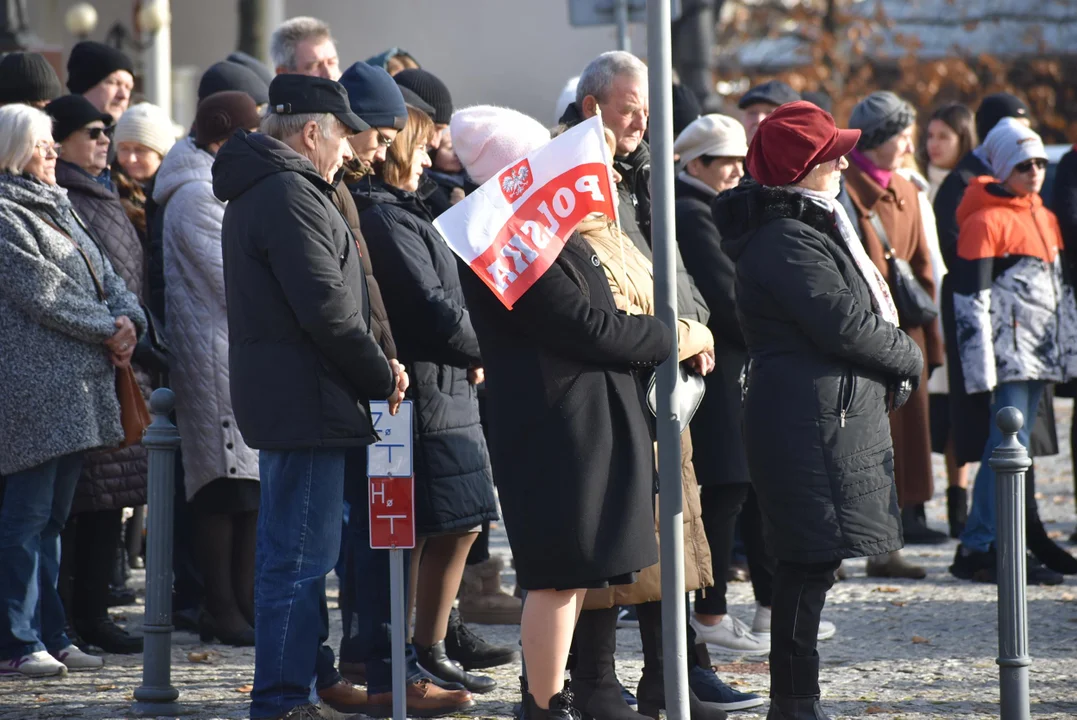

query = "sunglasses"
(375, 129), (394, 148)
(1015, 158), (1047, 174)
(84, 126), (115, 141)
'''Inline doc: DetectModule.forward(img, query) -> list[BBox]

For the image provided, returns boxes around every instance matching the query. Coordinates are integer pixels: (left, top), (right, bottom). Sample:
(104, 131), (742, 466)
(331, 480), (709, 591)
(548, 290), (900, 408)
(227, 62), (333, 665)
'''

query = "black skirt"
(192, 477), (260, 514)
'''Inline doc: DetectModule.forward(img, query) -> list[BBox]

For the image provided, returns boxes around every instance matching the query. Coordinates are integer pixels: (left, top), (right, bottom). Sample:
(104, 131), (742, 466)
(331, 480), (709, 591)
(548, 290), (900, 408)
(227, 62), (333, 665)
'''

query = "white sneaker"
(51, 645), (104, 671)
(751, 604), (837, 641)
(0, 650), (68, 678)
(690, 614), (770, 656)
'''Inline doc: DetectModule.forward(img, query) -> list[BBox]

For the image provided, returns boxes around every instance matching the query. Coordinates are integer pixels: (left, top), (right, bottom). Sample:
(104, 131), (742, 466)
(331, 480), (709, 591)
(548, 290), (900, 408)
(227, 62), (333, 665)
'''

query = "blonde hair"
(383, 106), (434, 189)
(0, 104), (53, 175)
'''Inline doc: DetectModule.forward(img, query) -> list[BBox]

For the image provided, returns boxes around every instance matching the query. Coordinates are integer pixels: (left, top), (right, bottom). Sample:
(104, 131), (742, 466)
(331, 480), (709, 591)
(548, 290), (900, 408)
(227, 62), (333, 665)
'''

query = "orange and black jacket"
(952, 176), (1077, 394)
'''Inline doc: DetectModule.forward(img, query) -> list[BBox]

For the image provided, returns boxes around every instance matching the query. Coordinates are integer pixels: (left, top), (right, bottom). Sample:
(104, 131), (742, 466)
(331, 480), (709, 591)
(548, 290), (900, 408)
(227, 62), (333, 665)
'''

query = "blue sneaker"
(689, 665), (765, 712)
(616, 606), (639, 629)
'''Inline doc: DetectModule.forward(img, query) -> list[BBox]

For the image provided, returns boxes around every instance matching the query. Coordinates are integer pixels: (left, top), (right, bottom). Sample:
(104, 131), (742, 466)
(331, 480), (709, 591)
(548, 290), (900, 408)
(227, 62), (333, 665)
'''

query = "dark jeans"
(251, 449), (346, 719)
(339, 449), (421, 694)
(695, 483), (773, 615)
(0, 453), (82, 659)
(769, 559), (840, 699)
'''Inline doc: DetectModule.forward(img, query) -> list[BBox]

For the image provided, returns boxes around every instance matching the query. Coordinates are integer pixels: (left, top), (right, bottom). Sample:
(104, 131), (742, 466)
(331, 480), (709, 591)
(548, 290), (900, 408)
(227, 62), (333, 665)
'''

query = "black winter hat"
(338, 61), (407, 130)
(672, 83), (701, 138)
(397, 85), (436, 118)
(45, 94), (113, 142)
(66, 41), (134, 94)
(199, 61), (270, 105)
(393, 69), (452, 126)
(738, 80), (800, 110)
(226, 51), (275, 86)
(0, 52), (63, 105)
(976, 93), (1030, 145)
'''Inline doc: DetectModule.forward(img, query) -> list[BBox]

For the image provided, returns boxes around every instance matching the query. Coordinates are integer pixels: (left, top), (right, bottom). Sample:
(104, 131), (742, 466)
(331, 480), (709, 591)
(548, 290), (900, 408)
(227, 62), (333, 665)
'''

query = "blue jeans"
(0, 453), (82, 659)
(961, 381), (1046, 553)
(251, 449), (346, 719)
(339, 449), (421, 694)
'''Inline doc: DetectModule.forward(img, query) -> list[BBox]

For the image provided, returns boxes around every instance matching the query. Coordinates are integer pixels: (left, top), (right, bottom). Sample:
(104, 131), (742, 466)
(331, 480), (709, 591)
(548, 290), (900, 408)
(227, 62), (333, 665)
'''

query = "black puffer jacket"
(55, 161), (150, 514)
(714, 183), (923, 563)
(353, 176), (497, 535)
(213, 131), (394, 450)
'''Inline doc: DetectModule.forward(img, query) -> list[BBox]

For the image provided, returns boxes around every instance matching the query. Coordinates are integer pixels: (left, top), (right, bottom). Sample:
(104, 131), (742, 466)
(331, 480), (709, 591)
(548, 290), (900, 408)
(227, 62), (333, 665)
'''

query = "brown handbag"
(42, 212), (150, 447)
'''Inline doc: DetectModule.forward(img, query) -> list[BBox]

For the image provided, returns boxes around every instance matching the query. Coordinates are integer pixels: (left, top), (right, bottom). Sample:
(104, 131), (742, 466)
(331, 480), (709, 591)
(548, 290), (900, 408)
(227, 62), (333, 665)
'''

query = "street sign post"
(567, 0), (681, 51)
(368, 400), (414, 720)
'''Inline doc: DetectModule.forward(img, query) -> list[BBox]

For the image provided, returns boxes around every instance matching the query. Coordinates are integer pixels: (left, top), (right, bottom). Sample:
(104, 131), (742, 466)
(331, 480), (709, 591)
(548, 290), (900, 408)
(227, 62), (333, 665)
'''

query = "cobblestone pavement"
(3, 403), (1077, 720)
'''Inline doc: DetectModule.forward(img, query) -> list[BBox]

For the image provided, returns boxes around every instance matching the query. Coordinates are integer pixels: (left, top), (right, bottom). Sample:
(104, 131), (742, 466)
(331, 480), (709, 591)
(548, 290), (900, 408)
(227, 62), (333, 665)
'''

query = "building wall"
(28, 0), (648, 126)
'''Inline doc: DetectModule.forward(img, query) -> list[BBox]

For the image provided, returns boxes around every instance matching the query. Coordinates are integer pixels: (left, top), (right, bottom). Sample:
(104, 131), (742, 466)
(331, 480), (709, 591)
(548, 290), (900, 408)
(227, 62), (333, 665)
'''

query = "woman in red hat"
(711, 102), (923, 720)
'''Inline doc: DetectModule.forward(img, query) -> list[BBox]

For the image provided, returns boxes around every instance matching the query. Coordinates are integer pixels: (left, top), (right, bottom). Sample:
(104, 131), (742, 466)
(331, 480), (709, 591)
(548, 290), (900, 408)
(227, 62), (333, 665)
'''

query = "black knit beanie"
(672, 83), (702, 138)
(0, 52), (63, 105)
(66, 41), (134, 94)
(976, 93), (1030, 144)
(198, 61), (270, 105)
(394, 69), (452, 126)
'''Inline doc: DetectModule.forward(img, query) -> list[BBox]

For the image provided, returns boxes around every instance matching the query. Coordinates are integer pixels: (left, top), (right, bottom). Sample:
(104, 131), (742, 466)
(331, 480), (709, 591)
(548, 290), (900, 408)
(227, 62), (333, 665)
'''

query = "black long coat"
(714, 183), (923, 564)
(675, 178), (749, 486)
(460, 234), (673, 590)
(353, 177), (497, 536)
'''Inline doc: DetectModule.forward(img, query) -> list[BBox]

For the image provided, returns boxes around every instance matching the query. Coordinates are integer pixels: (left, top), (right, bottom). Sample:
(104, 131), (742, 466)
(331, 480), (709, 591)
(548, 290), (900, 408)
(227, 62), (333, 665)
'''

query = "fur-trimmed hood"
(713, 181), (840, 263)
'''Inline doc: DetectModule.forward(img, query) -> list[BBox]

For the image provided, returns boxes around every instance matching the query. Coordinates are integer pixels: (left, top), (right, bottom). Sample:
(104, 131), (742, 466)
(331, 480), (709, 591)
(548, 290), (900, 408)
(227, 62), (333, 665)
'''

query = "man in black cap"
(737, 79), (800, 142)
(66, 41), (135, 122)
(0, 52), (63, 108)
(212, 73), (407, 720)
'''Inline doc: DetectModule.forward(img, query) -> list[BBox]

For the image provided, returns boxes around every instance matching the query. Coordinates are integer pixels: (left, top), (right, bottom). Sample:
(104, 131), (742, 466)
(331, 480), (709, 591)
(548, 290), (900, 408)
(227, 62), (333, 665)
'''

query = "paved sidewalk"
(3, 403), (1076, 719)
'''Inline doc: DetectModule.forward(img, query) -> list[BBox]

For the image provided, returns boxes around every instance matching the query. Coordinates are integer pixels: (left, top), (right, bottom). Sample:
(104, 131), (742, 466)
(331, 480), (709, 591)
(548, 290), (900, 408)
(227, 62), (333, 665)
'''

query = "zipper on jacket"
(1012, 306), (1018, 353)
(839, 368), (855, 428)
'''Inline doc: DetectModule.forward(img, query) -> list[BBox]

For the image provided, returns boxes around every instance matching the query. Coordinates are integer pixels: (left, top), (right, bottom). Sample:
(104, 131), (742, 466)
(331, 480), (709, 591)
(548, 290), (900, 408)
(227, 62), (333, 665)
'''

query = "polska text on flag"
(433, 116), (617, 309)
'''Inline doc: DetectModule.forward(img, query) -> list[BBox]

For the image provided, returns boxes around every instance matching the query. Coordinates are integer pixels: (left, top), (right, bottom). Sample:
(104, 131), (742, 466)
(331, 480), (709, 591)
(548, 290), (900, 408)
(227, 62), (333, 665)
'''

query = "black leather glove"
(888, 377), (914, 412)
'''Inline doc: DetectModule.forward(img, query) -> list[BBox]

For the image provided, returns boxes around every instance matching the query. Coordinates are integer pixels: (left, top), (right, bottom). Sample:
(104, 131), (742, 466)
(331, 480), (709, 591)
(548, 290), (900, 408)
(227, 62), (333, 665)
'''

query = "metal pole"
(648, 2), (688, 720)
(615, 0), (631, 52)
(133, 388), (181, 713)
(389, 548), (407, 720)
(142, 0), (172, 116)
(990, 407), (1032, 720)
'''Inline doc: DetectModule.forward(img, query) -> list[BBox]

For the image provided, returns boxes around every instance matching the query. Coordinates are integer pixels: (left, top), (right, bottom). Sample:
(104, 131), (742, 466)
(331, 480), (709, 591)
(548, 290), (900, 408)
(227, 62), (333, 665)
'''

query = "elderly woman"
(450, 106), (673, 720)
(46, 94), (152, 654)
(712, 102), (922, 720)
(0, 104), (144, 677)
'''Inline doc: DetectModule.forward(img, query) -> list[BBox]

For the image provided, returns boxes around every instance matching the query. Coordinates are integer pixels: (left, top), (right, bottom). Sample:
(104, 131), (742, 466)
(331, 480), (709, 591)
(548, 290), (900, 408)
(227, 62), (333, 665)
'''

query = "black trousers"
(59, 508), (123, 626)
(695, 483), (773, 615)
(769, 559), (841, 699)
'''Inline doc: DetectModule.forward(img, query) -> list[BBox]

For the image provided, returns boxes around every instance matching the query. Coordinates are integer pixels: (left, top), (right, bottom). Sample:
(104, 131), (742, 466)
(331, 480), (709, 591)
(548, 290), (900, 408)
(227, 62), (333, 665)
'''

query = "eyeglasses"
(1015, 158), (1048, 174)
(34, 141), (60, 158)
(84, 126), (115, 141)
(376, 129), (394, 149)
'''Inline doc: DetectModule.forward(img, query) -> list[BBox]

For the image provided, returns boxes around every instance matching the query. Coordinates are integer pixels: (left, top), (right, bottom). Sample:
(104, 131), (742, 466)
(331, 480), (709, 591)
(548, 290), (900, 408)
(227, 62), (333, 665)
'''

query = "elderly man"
(213, 74), (407, 720)
(271, 15), (340, 80)
(66, 41), (134, 122)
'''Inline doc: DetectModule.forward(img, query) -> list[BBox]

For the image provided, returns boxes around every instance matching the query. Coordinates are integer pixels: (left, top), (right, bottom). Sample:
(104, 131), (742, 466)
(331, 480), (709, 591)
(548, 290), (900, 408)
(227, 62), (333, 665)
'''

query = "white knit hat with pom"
(450, 105), (551, 186)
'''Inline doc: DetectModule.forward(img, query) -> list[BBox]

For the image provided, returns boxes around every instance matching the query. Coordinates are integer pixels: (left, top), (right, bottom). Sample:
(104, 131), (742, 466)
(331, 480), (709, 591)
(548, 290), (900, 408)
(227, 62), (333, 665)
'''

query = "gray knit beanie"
(849, 91), (915, 151)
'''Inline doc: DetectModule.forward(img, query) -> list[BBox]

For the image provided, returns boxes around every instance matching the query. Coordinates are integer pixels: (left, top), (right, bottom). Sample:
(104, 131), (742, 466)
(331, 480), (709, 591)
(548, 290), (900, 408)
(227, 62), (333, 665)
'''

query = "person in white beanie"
(950, 117), (1077, 585)
(113, 102), (177, 242)
(450, 105), (674, 720)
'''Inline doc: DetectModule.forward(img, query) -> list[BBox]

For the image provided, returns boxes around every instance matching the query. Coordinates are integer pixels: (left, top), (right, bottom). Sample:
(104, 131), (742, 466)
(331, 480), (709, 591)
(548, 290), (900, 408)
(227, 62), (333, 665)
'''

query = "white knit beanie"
(982, 116), (1046, 182)
(114, 102), (176, 158)
(451, 106), (551, 186)
(674, 114), (749, 168)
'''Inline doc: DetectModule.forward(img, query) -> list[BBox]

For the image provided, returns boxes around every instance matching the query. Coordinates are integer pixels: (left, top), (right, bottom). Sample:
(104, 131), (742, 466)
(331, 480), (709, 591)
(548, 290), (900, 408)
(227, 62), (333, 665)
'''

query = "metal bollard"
(133, 388), (181, 713)
(990, 407), (1032, 720)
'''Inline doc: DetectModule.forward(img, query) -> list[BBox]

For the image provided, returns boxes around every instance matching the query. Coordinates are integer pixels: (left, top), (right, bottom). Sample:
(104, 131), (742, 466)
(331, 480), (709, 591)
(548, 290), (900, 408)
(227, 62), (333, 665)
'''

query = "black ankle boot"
(1025, 470), (1077, 574)
(946, 486), (968, 539)
(901, 504), (949, 545)
(766, 696), (831, 720)
(569, 608), (637, 720)
(525, 688), (582, 720)
(415, 640), (497, 694)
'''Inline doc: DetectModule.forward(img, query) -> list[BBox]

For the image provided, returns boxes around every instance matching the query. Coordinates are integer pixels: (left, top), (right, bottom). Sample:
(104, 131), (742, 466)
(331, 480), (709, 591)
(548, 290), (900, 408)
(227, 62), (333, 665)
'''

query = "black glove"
(888, 377), (914, 412)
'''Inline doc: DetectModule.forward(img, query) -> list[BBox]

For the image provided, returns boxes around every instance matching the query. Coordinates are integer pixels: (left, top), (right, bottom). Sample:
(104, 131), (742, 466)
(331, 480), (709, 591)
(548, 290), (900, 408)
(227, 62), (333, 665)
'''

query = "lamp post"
(0, 0), (42, 51)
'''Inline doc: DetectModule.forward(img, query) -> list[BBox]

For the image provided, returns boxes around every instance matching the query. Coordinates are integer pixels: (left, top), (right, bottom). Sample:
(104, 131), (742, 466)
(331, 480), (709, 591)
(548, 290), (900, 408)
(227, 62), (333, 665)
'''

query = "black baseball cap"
(267, 74), (370, 134)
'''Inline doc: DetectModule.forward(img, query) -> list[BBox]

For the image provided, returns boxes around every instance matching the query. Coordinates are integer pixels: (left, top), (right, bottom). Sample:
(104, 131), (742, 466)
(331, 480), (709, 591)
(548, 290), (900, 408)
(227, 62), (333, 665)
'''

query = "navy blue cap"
(338, 61), (407, 131)
(268, 74), (369, 133)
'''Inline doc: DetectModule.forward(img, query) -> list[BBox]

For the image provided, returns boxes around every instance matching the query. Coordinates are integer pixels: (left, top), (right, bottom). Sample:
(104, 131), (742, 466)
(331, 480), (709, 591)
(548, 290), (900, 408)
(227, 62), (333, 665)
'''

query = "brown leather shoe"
(367, 678), (475, 718)
(317, 679), (368, 713)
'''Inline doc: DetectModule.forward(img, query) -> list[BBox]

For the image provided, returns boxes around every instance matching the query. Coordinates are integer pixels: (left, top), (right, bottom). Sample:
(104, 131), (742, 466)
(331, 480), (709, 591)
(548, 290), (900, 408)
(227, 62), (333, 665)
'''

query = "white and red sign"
(367, 400), (416, 549)
(434, 116), (617, 309)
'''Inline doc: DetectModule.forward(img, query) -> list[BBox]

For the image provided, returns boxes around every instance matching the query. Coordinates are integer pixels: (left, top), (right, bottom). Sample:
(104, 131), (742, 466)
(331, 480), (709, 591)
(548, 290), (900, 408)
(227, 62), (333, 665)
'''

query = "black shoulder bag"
(867, 212), (938, 328)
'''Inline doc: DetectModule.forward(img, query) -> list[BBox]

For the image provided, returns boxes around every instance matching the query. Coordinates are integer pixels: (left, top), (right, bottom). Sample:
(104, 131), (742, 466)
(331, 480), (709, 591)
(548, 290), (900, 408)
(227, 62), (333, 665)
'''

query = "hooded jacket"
(952, 176), (1077, 394)
(212, 131), (394, 450)
(714, 182), (922, 563)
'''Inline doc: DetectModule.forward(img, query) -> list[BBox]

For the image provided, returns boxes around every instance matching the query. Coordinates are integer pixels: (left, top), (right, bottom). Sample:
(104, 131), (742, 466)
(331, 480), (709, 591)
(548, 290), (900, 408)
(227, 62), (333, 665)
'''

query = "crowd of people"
(1, 14), (1076, 720)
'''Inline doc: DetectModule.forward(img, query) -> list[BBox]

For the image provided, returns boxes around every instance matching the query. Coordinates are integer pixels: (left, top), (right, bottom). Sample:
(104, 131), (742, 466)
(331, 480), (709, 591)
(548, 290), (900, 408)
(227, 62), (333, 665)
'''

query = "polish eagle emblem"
(499, 160), (534, 202)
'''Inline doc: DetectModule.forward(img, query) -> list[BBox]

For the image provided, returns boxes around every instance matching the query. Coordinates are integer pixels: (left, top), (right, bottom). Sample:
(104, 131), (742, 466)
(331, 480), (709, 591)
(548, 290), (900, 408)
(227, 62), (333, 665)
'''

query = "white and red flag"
(434, 116), (617, 309)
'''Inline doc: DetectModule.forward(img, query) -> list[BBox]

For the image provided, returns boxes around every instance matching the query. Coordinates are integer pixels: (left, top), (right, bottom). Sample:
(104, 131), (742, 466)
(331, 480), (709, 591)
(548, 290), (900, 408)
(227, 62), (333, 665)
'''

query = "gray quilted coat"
(154, 138), (259, 501)
(0, 174), (145, 476)
(55, 161), (151, 513)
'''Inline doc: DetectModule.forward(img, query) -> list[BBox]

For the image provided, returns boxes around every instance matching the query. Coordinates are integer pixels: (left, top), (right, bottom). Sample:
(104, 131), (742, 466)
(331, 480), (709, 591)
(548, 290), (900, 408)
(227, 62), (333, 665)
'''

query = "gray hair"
(576, 51), (648, 105)
(0, 104), (53, 175)
(270, 16), (333, 71)
(259, 110), (343, 142)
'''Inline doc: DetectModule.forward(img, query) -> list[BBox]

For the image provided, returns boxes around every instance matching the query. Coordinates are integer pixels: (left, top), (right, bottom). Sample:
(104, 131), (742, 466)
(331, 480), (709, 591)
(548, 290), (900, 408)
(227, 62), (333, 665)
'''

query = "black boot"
(568, 608), (637, 720)
(415, 640), (497, 693)
(76, 616), (144, 654)
(524, 688), (582, 720)
(766, 696), (832, 720)
(445, 607), (519, 670)
(900, 505), (949, 545)
(1025, 466), (1077, 574)
(946, 486), (968, 539)
(194, 511), (256, 646)
(634, 602), (728, 720)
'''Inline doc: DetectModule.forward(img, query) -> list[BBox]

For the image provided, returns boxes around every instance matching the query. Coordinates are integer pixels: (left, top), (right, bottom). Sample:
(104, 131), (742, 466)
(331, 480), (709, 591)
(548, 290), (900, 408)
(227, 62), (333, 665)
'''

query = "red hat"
(746, 101), (861, 187)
